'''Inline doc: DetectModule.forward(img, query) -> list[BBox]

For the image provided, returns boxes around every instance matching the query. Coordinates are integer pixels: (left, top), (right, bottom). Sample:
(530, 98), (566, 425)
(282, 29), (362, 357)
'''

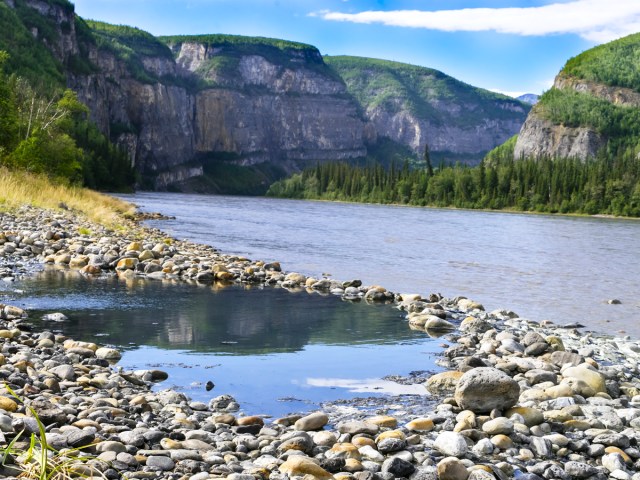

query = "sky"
(71, 0), (640, 98)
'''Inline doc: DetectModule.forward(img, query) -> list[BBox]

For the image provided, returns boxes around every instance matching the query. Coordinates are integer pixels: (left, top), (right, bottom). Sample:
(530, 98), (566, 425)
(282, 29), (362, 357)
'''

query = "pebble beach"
(2, 205), (640, 480)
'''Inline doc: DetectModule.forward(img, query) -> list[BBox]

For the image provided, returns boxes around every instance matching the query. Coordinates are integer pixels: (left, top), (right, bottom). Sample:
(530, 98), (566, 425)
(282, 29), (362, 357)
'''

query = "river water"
(123, 192), (640, 338)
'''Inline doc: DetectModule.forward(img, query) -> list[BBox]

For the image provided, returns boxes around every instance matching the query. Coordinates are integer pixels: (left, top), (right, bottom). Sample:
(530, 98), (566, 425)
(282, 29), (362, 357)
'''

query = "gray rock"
(382, 457), (415, 477)
(337, 420), (379, 435)
(146, 455), (175, 471)
(434, 431), (468, 457)
(564, 461), (599, 479)
(454, 367), (520, 413)
(530, 437), (553, 458)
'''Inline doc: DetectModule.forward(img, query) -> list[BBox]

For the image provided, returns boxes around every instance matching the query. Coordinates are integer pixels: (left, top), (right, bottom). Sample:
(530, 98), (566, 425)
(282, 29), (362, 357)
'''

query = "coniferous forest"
(267, 138), (640, 217)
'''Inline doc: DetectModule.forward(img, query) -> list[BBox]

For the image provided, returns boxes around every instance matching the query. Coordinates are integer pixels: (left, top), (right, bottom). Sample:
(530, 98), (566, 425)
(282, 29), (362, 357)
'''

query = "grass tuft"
(0, 166), (136, 228)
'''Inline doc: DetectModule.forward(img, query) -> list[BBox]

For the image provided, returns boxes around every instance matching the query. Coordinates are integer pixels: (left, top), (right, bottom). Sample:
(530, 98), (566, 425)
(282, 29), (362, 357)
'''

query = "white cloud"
(312, 0), (640, 43)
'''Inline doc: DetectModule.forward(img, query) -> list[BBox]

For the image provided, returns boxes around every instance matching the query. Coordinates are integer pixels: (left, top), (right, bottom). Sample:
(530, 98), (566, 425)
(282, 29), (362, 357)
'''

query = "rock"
(437, 457), (469, 480)
(337, 420), (378, 435)
(406, 418), (435, 432)
(382, 457), (415, 477)
(562, 364), (606, 394)
(42, 312), (68, 322)
(564, 461), (598, 479)
(529, 437), (552, 458)
(505, 407), (544, 427)
(0, 397), (18, 412)
(602, 453), (627, 473)
(295, 412), (329, 431)
(549, 350), (583, 367)
(426, 371), (464, 394)
(454, 367), (520, 413)
(95, 347), (122, 361)
(145, 455), (175, 471)
(435, 431), (468, 457)
(49, 364), (76, 381)
(280, 456), (334, 479)
(481, 417), (514, 435)
(424, 317), (456, 331)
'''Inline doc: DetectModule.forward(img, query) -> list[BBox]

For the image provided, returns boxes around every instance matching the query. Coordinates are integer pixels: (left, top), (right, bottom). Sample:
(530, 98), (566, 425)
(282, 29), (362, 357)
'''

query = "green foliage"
(538, 88), (640, 137)
(268, 147), (640, 217)
(86, 20), (173, 84)
(160, 33), (317, 54)
(563, 32), (640, 92)
(325, 56), (530, 127)
(0, 1), (65, 89)
(2, 383), (107, 480)
(0, 52), (134, 190)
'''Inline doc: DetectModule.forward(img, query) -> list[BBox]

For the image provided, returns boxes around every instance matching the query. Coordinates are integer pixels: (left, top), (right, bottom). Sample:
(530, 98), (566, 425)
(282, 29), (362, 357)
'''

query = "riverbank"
(2, 205), (640, 480)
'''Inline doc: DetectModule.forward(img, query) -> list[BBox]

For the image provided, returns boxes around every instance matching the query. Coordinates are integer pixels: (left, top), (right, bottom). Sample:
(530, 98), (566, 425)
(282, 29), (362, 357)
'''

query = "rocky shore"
(2, 205), (640, 480)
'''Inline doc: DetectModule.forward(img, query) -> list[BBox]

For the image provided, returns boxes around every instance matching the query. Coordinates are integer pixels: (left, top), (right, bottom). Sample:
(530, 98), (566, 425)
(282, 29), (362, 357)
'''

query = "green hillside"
(534, 32), (640, 157)
(563, 32), (640, 92)
(325, 55), (526, 127)
(0, 0), (65, 89)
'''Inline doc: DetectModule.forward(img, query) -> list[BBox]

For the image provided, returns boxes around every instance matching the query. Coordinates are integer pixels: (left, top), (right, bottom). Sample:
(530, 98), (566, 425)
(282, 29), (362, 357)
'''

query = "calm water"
(123, 193), (640, 337)
(1, 269), (438, 416)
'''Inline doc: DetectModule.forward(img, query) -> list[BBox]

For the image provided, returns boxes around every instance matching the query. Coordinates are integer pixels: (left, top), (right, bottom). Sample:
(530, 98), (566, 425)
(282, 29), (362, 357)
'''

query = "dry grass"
(0, 167), (136, 227)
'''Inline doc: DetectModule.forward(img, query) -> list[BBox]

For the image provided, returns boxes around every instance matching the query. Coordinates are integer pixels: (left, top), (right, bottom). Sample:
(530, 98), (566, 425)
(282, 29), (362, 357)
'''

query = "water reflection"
(1, 269), (438, 415)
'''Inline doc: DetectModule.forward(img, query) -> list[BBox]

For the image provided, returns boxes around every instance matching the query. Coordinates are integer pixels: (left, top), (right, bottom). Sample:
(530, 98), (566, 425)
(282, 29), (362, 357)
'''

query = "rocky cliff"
(2, 0), (529, 191)
(325, 56), (529, 164)
(514, 32), (640, 161)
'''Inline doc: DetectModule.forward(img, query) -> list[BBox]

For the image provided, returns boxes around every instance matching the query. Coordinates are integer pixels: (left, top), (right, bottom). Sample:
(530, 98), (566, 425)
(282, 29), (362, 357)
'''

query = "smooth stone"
(481, 417), (514, 435)
(505, 407), (544, 427)
(367, 415), (397, 428)
(295, 412), (329, 431)
(454, 367), (520, 413)
(602, 453), (627, 473)
(338, 421), (378, 435)
(49, 364), (76, 381)
(435, 431), (468, 457)
(145, 455), (175, 471)
(95, 347), (122, 361)
(406, 418), (435, 432)
(529, 437), (552, 458)
(426, 371), (464, 394)
(563, 364), (606, 394)
(279, 456), (333, 480)
(0, 397), (18, 412)
(437, 457), (469, 480)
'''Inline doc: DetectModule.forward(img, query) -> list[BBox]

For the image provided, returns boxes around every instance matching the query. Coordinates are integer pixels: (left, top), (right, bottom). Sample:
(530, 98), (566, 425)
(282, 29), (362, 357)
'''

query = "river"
(123, 192), (640, 338)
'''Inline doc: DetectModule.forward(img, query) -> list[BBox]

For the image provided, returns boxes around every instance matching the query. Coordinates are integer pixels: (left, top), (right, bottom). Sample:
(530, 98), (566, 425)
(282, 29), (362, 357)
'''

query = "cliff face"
(325, 56), (529, 164)
(4, 0), (529, 190)
(514, 30), (640, 162)
(513, 74), (640, 161)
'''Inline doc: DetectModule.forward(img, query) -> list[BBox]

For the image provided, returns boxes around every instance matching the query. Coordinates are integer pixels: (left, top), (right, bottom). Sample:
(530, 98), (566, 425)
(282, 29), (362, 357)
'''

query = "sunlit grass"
(0, 167), (136, 228)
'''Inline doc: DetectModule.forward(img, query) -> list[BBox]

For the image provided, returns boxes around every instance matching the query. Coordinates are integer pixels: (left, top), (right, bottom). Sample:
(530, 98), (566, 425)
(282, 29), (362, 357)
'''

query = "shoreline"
(2, 205), (640, 479)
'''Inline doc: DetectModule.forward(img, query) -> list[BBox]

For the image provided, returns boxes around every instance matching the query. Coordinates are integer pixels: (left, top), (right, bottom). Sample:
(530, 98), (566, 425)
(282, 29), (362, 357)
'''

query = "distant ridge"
(516, 93), (539, 105)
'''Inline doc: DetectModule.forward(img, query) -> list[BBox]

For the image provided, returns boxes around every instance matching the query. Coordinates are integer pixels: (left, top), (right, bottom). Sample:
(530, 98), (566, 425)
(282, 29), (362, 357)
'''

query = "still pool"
(1, 268), (440, 416)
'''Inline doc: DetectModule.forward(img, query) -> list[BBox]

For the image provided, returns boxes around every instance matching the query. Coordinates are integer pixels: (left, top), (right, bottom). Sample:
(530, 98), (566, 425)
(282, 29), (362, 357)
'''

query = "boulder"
(454, 367), (520, 413)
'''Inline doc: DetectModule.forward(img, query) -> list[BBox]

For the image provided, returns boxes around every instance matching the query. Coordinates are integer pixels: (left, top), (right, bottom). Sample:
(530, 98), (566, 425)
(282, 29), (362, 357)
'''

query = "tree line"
(267, 141), (640, 217)
(0, 51), (134, 190)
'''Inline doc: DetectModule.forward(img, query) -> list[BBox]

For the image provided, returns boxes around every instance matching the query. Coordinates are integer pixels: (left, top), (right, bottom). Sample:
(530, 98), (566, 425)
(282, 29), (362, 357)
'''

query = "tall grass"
(0, 167), (135, 227)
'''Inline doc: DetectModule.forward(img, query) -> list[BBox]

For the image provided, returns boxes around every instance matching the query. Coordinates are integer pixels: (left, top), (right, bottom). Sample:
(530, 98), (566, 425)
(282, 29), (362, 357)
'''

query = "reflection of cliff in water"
(14, 268), (421, 355)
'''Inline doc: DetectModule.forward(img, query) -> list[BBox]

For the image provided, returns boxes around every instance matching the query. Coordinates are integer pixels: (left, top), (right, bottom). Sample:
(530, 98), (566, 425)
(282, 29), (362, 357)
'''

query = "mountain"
(1, 0), (529, 192)
(515, 32), (640, 161)
(516, 94), (539, 105)
(325, 56), (529, 165)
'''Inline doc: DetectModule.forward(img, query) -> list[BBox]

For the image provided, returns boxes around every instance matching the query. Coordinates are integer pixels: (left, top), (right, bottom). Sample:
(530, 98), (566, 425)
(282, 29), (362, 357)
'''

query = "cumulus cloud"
(311, 0), (640, 43)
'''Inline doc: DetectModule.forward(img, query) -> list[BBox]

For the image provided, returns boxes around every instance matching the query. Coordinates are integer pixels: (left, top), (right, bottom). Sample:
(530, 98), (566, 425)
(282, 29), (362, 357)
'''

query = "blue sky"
(71, 0), (640, 97)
